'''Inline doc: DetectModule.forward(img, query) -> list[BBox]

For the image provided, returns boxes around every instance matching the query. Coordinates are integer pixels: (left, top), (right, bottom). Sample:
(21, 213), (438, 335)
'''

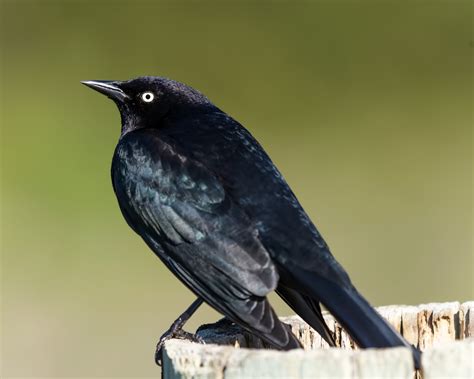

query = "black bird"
(82, 77), (420, 368)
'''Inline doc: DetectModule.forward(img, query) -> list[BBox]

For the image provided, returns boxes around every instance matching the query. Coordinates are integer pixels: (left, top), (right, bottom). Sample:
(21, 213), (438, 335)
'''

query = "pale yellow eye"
(141, 92), (154, 103)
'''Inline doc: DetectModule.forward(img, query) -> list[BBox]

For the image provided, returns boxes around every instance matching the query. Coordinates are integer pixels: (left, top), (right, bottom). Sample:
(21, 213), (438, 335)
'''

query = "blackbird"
(82, 77), (420, 368)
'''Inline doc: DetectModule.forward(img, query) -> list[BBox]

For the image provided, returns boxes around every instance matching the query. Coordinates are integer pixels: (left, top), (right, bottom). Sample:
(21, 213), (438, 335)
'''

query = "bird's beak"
(81, 80), (129, 102)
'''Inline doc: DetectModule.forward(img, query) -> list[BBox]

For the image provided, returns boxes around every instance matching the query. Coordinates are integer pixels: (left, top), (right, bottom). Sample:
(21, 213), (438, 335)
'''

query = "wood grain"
(163, 301), (474, 378)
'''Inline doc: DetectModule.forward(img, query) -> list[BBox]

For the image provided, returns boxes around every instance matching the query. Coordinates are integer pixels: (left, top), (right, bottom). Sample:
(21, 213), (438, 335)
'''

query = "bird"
(82, 76), (421, 368)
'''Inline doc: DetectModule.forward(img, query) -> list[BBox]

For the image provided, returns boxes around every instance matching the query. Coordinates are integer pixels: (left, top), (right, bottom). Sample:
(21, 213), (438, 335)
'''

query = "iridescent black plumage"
(83, 76), (420, 368)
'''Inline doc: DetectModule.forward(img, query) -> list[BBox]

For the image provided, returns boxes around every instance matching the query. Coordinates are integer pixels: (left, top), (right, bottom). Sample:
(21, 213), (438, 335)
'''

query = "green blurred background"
(1, 0), (472, 377)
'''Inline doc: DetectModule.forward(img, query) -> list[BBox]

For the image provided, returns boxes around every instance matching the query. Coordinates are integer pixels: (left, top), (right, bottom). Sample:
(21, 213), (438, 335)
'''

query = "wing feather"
(112, 129), (300, 350)
(112, 129), (278, 298)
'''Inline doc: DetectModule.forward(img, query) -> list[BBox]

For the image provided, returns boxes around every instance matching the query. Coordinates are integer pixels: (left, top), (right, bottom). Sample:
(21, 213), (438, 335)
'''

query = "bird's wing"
(112, 129), (299, 349)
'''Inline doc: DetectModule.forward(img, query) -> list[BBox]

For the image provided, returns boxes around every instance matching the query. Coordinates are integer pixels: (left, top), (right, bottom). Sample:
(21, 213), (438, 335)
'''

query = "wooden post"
(163, 301), (474, 378)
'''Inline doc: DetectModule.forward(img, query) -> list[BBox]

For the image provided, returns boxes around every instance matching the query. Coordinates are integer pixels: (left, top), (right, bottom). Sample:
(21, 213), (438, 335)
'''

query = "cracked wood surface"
(163, 301), (474, 378)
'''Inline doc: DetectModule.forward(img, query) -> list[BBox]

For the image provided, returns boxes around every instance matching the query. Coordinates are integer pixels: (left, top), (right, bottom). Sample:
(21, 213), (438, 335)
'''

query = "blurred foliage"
(1, 0), (472, 377)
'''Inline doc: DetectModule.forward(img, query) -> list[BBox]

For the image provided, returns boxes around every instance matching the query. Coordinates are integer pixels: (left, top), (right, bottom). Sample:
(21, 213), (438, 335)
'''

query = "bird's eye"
(141, 92), (155, 103)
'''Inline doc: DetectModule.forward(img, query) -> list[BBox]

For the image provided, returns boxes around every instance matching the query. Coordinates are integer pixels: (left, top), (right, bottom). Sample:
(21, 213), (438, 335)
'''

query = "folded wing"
(112, 129), (301, 349)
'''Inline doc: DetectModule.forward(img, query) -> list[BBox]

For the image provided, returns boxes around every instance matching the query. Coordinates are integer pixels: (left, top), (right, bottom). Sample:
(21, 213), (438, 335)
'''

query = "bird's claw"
(155, 328), (204, 366)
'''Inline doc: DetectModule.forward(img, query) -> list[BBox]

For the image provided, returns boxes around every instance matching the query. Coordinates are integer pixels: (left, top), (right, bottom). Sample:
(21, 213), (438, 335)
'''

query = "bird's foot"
(155, 327), (204, 366)
(154, 298), (204, 366)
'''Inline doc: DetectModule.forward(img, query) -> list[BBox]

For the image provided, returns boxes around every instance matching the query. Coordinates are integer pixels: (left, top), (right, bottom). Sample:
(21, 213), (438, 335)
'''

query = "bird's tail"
(294, 271), (421, 369)
(277, 284), (336, 346)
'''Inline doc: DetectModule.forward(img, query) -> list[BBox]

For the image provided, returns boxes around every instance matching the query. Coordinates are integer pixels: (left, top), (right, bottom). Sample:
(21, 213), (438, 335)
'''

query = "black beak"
(81, 80), (129, 102)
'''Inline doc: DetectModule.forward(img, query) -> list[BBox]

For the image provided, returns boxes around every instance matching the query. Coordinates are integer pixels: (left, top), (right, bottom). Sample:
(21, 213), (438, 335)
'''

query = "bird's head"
(82, 76), (213, 136)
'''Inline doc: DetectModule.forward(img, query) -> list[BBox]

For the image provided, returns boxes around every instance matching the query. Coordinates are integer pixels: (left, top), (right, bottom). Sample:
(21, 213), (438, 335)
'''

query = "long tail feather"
(294, 272), (421, 369)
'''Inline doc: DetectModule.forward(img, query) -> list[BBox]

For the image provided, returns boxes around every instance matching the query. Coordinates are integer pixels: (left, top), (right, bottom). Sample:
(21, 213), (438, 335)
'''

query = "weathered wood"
(164, 341), (415, 379)
(400, 305), (420, 347)
(163, 341), (233, 379)
(419, 302), (461, 350)
(422, 339), (474, 379)
(163, 301), (474, 378)
(460, 301), (474, 339)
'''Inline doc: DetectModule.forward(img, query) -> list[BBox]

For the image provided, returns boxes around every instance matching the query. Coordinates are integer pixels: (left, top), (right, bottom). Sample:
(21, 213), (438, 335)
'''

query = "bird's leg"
(155, 297), (204, 366)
